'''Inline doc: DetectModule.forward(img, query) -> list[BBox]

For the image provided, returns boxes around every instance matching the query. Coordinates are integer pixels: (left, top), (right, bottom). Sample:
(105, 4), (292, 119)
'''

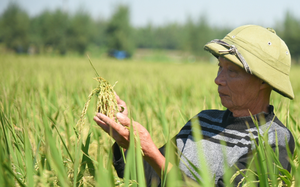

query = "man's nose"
(215, 70), (226, 86)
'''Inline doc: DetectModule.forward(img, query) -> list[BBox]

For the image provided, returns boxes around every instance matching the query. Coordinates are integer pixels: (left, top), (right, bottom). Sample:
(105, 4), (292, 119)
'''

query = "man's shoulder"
(198, 109), (226, 115)
(177, 109), (226, 137)
(196, 109), (227, 122)
(264, 117), (294, 146)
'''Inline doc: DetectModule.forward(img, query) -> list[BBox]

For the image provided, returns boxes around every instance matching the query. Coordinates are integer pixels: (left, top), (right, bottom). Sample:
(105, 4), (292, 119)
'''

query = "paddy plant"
(0, 54), (300, 186)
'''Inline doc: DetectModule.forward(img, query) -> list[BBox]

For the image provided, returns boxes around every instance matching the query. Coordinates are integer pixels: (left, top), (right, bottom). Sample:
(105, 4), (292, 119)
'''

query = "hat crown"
(224, 25), (291, 75)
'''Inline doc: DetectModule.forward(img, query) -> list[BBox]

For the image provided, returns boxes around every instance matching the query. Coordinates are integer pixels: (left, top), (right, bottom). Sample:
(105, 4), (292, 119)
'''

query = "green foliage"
(67, 10), (96, 55)
(134, 23), (157, 49)
(1, 3), (300, 61)
(1, 55), (299, 186)
(151, 23), (185, 50)
(183, 15), (231, 58)
(29, 9), (69, 54)
(277, 11), (300, 63)
(93, 19), (108, 48)
(185, 16), (212, 57)
(106, 4), (135, 57)
(0, 2), (29, 52)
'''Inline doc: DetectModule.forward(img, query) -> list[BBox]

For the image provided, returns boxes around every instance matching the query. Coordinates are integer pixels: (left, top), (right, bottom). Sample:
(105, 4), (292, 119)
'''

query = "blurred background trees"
(0, 3), (29, 53)
(32, 10), (69, 55)
(67, 10), (96, 55)
(276, 12), (300, 63)
(0, 2), (300, 62)
(106, 5), (134, 57)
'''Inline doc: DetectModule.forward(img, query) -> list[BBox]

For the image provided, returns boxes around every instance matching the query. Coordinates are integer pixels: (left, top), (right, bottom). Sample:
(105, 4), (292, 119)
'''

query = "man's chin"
(220, 99), (231, 109)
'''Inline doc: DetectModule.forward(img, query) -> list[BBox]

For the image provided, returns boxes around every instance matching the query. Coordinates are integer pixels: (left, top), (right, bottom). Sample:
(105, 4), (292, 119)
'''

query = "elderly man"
(93, 25), (295, 186)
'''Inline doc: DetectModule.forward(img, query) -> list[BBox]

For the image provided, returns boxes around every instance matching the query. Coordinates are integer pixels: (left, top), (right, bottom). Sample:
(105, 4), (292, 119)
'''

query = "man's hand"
(93, 94), (171, 177)
(93, 111), (155, 154)
(115, 93), (128, 116)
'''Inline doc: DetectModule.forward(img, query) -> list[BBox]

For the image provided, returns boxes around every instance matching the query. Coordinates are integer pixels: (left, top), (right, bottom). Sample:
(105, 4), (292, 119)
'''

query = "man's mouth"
(218, 91), (228, 97)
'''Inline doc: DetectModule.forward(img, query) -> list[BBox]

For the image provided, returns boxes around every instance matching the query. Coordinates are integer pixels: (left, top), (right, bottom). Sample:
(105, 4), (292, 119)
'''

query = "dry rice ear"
(75, 56), (119, 140)
(75, 76), (119, 143)
(75, 77), (119, 137)
(95, 77), (119, 121)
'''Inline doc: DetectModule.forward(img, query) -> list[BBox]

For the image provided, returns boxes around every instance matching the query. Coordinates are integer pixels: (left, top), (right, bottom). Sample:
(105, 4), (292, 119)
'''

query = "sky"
(0, 0), (300, 28)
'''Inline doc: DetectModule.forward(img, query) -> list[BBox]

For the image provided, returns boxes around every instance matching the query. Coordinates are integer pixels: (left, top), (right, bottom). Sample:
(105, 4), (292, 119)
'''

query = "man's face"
(215, 57), (262, 112)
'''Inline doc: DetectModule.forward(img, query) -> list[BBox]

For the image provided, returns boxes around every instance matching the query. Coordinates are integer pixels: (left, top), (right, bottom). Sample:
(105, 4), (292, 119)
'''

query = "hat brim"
(204, 42), (294, 100)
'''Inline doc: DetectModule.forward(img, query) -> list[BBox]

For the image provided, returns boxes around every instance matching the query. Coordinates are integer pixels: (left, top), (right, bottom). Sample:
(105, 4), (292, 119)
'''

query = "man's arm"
(94, 112), (171, 177)
(112, 142), (166, 186)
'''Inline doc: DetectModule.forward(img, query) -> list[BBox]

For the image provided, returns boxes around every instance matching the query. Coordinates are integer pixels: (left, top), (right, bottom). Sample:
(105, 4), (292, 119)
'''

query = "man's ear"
(260, 81), (272, 90)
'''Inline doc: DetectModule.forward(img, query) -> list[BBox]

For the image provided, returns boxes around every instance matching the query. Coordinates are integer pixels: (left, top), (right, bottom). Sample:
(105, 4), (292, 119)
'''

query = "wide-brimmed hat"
(204, 25), (294, 99)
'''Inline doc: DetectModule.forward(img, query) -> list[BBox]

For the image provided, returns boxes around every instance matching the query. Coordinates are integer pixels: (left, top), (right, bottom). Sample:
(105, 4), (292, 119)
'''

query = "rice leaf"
(24, 128), (34, 187)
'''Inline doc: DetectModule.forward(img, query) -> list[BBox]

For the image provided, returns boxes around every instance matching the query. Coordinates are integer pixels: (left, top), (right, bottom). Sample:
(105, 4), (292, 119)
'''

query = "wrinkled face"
(215, 57), (262, 111)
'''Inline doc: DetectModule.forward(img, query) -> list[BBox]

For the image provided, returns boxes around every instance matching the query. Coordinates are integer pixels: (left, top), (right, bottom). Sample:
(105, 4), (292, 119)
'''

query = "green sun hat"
(204, 25), (294, 100)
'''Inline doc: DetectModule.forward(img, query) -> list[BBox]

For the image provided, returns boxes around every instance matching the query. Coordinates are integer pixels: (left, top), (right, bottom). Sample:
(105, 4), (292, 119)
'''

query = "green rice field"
(1, 54), (300, 186)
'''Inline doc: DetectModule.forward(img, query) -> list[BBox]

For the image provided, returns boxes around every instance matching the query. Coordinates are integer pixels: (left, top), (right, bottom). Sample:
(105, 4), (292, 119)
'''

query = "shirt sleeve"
(112, 142), (165, 187)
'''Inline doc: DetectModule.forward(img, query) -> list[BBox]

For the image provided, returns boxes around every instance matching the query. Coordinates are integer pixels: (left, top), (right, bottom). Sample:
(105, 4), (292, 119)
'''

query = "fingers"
(116, 113), (142, 135)
(93, 115), (109, 132)
(94, 112), (155, 153)
(116, 112), (131, 126)
(94, 113), (130, 148)
(114, 92), (128, 115)
(94, 113), (124, 133)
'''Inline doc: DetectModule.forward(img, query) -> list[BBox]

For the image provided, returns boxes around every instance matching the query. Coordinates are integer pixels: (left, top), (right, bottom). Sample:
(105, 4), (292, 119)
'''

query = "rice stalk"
(73, 57), (120, 185)
(75, 56), (119, 142)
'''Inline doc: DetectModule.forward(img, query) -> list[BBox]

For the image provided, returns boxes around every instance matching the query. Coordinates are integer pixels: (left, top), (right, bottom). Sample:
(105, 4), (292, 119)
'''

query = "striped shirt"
(176, 105), (295, 184)
(113, 105), (295, 186)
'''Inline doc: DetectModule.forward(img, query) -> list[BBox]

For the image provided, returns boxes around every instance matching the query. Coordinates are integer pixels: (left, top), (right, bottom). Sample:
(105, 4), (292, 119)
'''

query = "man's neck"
(231, 104), (270, 117)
